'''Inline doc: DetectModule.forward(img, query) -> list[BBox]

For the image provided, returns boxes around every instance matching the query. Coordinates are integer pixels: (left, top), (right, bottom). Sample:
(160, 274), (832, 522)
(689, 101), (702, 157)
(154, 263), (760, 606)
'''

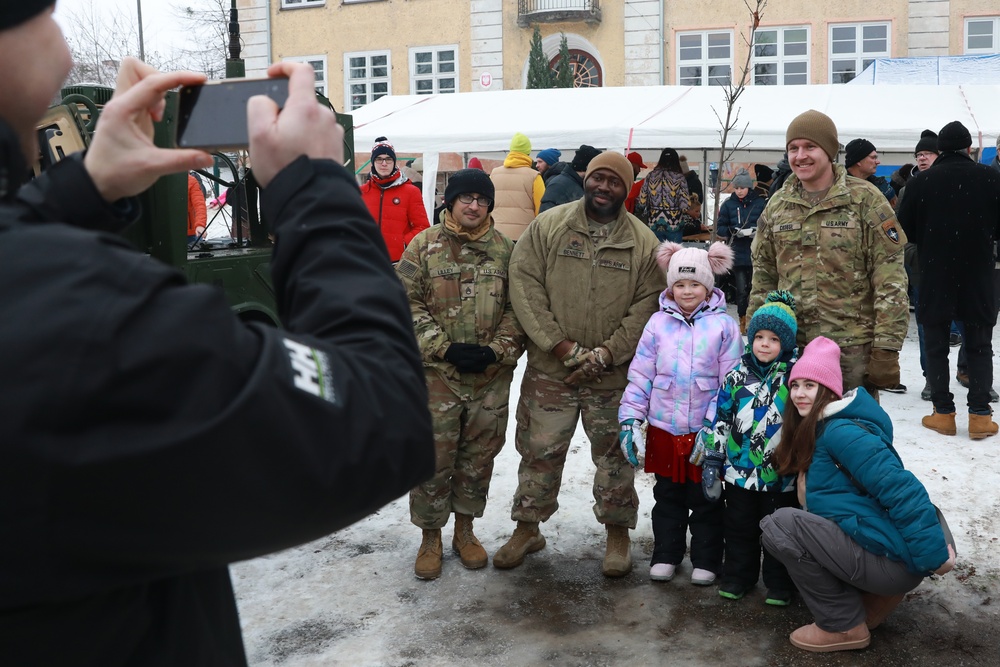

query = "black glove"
(444, 343), (496, 373)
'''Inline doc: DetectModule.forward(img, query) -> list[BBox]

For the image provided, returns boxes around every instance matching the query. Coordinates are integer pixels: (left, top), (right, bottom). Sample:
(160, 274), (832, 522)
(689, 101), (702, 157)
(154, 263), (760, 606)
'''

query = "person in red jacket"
(186, 172), (207, 242)
(361, 136), (430, 260)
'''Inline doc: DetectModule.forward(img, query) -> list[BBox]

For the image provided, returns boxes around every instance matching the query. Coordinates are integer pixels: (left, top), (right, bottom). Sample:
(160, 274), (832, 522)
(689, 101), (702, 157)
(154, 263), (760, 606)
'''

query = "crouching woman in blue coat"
(760, 337), (956, 654)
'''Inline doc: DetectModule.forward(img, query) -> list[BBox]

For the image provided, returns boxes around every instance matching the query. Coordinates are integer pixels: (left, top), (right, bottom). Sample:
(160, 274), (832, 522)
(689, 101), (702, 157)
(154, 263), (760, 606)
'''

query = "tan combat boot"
(969, 413), (999, 440)
(739, 315), (747, 335)
(492, 521), (545, 569)
(452, 513), (488, 569)
(414, 528), (442, 580)
(602, 524), (632, 577)
(921, 409), (956, 436)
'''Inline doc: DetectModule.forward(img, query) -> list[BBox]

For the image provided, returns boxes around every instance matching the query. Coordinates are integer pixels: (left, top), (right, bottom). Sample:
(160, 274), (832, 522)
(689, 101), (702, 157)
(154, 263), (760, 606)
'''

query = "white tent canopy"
(351, 84), (1000, 217)
(847, 54), (1000, 85)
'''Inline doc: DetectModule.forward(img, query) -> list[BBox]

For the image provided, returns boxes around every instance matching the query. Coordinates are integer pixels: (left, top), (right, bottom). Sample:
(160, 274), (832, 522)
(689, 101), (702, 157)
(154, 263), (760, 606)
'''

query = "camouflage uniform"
(396, 218), (525, 529)
(507, 199), (665, 528)
(749, 165), (908, 392)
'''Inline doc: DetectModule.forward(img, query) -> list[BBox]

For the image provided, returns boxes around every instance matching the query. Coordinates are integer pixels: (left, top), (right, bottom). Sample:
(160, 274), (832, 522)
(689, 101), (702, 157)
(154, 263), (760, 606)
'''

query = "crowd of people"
(2, 1), (996, 662)
(377, 108), (996, 655)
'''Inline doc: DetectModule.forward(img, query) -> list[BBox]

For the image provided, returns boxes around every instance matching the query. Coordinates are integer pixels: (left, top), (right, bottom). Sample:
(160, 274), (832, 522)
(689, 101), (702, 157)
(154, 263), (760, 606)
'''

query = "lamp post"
(136, 0), (145, 62)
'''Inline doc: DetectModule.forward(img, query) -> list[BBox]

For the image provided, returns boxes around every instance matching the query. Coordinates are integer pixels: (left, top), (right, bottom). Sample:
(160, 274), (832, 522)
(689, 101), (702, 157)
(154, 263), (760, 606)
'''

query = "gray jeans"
(760, 508), (923, 631)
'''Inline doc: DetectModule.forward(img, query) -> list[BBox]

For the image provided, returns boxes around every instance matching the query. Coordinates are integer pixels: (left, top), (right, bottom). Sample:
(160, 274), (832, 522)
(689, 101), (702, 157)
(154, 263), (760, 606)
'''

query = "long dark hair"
(774, 384), (840, 475)
(655, 148), (683, 174)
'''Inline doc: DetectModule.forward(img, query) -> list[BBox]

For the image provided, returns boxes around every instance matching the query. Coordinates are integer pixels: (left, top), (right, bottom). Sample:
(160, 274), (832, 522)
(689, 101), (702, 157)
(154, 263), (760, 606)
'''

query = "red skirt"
(645, 426), (702, 483)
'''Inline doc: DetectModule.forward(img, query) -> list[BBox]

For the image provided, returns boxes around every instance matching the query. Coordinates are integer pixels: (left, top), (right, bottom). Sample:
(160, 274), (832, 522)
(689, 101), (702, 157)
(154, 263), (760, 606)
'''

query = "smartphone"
(176, 77), (289, 151)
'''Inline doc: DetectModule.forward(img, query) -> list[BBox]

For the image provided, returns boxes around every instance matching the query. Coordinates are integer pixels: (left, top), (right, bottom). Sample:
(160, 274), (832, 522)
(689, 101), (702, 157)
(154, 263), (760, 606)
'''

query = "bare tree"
(170, 0), (231, 79)
(709, 0), (767, 240)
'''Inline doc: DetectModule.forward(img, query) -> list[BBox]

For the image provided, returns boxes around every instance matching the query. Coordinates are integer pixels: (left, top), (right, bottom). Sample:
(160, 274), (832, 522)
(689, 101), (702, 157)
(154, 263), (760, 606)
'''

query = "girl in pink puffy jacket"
(618, 241), (743, 585)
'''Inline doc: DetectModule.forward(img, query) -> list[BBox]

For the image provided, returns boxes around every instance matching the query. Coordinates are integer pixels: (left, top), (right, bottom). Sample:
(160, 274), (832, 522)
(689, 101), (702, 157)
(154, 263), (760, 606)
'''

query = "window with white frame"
(965, 17), (1000, 54)
(409, 46), (457, 95)
(281, 0), (324, 8)
(676, 31), (733, 86)
(344, 51), (390, 111)
(753, 26), (809, 85)
(829, 22), (890, 84)
(284, 56), (327, 97)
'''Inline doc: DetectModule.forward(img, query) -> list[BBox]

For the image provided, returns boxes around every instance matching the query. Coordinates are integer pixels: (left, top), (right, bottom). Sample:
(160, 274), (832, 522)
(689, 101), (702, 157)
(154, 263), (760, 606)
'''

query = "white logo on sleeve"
(283, 337), (336, 403)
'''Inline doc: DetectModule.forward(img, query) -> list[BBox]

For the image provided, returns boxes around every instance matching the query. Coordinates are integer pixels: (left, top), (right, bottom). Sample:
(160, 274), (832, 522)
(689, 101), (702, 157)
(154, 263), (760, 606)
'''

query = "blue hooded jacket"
(805, 388), (949, 575)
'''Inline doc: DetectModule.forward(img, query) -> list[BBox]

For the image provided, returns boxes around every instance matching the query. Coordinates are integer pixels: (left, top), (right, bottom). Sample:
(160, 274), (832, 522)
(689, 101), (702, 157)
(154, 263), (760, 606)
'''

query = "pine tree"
(553, 33), (574, 88)
(526, 25), (552, 89)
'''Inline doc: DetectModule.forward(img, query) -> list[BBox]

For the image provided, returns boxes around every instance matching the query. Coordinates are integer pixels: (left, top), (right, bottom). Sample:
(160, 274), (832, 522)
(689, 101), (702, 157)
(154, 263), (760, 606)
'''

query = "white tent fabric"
(848, 54), (1000, 85)
(351, 85), (1000, 218)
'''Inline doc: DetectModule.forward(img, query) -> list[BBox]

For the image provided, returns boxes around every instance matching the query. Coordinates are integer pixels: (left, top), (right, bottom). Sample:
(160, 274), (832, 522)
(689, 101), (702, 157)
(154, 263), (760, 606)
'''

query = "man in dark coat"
(0, 6), (434, 665)
(539, 144), (600, 213)
(898, 120), (1000, 440)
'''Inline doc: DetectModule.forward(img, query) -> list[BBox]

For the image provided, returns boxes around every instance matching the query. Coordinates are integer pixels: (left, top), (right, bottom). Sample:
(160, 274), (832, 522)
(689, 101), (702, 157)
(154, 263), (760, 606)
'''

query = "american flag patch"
(396, 259), (419, 278)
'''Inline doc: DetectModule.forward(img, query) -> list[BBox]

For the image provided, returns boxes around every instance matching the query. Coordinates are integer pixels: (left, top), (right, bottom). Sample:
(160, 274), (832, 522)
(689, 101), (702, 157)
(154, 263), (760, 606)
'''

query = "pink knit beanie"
(789, 336), (843, 398)
(656, 241), (734, 291)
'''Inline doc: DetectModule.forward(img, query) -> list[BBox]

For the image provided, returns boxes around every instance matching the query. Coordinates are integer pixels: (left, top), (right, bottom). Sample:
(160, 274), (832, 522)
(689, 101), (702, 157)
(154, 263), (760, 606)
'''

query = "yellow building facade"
(237, 0), (999, 111)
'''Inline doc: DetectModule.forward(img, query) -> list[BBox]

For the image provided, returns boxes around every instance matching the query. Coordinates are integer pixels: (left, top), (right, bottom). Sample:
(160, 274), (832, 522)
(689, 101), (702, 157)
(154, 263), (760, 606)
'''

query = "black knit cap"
(0, 1), (54, 32)
(754, 164), (774, 182)
(570, 144), (602, 172)
(444, 168), (495, 212)
(914, 129), (938, 156)
(844, 138), (877, 168)
(370, 136), (396, 164)
(937, 121), (972, 152)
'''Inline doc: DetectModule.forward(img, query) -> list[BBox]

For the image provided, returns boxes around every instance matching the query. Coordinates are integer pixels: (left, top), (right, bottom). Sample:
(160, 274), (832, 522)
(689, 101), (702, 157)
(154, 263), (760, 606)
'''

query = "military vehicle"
(34, 7), (353, 326)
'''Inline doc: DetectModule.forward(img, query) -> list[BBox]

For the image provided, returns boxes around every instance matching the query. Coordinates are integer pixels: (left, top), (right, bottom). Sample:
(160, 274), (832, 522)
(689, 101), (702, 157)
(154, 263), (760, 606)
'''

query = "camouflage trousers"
(509, 367), (638, 529)
(840, 342), (879, 401)
(409, 369), (513, 529)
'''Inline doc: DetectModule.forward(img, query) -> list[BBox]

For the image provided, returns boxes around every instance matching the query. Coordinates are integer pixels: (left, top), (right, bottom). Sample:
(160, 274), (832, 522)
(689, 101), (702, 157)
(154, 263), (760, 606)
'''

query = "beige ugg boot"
(452, 513), (488, 569)
(862, 592), (905, 629)
(602, 524), (632, 578)
(739, 315), (747, 335)
(414, 529), (442, 580)
(789, 622), (870, 653)
(492, 521), (545, 569)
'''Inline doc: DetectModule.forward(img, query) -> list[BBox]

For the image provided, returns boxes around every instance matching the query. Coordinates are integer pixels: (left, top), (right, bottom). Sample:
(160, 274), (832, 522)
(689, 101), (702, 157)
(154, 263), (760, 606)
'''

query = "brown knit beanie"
(585, 152), (635, 188)
(785, 110), (839, 161)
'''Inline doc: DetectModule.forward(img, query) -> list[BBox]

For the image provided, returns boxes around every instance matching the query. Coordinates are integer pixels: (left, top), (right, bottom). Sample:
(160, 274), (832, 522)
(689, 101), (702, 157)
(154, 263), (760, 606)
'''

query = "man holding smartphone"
(0, 3), (433, 666)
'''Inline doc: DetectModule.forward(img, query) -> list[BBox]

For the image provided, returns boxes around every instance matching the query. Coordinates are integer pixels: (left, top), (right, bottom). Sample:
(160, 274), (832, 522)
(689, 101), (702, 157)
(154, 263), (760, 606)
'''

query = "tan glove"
(866, 348), (900, 388)
(564, 347), (612, 385)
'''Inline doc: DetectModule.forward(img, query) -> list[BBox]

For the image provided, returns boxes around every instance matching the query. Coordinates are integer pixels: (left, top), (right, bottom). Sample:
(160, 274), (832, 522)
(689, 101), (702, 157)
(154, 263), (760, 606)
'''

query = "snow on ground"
(232, 309), (1000, 666)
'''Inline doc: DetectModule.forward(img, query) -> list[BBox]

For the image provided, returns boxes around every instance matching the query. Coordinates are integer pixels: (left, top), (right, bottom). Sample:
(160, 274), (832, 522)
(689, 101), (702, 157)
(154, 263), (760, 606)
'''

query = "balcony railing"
(517, 0), (602, 28)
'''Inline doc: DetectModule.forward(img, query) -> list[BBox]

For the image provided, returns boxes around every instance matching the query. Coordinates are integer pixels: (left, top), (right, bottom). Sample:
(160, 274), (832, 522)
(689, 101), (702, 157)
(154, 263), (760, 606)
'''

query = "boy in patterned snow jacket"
(691, 290), (800, 605)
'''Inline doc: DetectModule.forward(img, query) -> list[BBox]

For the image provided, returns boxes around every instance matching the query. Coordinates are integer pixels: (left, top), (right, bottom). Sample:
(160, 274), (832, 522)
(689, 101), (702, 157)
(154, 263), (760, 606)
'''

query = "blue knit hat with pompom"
(748, 290), (798, 352)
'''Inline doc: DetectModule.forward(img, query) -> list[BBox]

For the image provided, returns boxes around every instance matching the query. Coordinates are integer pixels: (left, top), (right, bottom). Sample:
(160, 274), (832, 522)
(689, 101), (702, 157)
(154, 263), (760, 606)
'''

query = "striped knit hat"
(748, 290), (797, 352)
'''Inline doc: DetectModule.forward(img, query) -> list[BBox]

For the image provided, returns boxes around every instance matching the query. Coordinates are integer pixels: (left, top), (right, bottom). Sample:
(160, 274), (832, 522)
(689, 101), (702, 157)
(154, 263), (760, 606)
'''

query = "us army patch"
(598, 258), (630, 271)
(396, 259), (419, 279)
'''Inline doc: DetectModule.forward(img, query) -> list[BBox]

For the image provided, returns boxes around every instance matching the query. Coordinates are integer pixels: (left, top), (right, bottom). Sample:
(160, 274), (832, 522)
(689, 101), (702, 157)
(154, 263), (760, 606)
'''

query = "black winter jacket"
(0, 127), (434, 666)
(539, 168), (584, 213)
(898, 151), (1000, 326)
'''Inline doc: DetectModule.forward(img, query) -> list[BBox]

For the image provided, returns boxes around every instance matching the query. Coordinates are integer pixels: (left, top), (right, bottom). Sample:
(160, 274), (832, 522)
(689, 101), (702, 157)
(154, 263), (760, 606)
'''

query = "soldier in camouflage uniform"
(396, 169), (526, 580)
(749, 110), (908, 396)
(493, 152), (666, 578)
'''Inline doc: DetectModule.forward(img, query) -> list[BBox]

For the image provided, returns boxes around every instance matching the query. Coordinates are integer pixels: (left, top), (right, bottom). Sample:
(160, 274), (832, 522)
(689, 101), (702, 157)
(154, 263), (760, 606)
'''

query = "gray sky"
(55, 0), (197, 56)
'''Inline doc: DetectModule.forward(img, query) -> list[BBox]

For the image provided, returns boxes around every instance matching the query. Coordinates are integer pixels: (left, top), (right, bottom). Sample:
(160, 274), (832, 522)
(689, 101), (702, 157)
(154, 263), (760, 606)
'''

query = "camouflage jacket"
(396, 218), (525, 397)
(748, 165), (908, 350)
(509, 198), (665, 389)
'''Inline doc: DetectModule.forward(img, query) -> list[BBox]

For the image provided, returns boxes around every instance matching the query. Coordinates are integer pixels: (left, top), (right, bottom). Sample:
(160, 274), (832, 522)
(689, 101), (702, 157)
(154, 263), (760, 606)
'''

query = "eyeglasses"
(457, 194), (493, 207)
(373, 157), (394, 165)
